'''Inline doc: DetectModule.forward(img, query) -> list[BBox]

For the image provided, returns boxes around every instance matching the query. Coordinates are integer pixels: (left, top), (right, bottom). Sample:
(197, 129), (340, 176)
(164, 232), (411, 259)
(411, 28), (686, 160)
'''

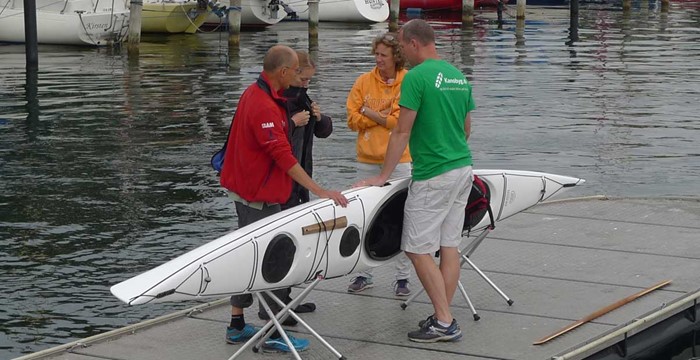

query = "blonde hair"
(295, 50), (316, 70)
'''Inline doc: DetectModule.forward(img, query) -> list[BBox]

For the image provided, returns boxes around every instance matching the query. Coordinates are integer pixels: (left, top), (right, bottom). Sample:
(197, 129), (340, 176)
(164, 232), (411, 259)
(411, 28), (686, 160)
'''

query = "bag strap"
(211, 76), (289, 174)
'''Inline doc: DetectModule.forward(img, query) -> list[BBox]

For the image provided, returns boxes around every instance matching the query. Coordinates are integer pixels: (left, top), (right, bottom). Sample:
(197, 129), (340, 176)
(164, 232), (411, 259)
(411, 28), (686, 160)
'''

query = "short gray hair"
(400, 19), (435, 46)
(263, 45), (297, 72)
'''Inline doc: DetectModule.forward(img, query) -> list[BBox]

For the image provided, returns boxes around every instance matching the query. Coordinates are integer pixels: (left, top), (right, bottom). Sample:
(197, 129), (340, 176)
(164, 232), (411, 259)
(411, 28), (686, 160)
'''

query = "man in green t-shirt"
(356, 19), (475, 343)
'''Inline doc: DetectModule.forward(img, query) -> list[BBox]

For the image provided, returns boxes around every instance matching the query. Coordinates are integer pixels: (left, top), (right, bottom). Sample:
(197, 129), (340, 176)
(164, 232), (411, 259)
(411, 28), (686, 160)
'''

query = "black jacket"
(282, 86), (333, 209)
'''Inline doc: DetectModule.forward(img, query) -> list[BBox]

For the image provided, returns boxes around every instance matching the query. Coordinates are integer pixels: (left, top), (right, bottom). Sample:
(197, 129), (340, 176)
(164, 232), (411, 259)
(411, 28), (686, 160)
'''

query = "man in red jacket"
(220, 45), (347, 353)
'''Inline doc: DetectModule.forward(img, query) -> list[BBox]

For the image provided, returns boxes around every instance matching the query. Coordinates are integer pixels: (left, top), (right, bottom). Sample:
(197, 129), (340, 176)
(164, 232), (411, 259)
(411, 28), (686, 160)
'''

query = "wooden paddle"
(532, 279), (672, 345)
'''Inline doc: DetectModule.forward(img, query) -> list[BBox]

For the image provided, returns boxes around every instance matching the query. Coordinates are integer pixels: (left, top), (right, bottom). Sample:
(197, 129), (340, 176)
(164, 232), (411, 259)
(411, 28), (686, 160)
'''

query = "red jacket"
(220, 73), (298, 204)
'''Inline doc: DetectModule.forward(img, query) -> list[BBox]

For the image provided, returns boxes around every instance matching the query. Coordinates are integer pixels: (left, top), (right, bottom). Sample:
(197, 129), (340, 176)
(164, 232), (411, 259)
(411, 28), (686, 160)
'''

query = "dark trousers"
(229, 201), (291, 312)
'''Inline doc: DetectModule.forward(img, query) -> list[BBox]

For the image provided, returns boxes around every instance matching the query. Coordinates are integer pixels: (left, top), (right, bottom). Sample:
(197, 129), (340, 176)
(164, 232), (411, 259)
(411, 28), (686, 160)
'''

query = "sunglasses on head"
(377, 33), (397, 44)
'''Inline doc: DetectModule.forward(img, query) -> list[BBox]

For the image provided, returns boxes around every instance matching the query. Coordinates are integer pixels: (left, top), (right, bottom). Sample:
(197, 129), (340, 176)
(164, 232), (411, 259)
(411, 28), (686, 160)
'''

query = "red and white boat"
(391, 0), (499, 10)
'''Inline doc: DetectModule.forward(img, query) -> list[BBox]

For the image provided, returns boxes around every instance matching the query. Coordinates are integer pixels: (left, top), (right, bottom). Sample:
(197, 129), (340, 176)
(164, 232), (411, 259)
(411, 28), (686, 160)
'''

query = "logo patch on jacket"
(261, 122), (274, 129)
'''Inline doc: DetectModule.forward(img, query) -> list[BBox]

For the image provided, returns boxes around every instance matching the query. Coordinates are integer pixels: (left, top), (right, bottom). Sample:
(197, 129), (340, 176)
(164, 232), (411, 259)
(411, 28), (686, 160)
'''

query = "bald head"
(263, 45), (298, 73)
(262, 45), (300, 91)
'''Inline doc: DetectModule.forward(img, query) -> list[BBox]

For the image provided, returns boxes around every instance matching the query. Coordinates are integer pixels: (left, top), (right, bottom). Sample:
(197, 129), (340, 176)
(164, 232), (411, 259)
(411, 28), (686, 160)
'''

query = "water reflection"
(461, 27), (476, 72)
(568, 0), (579, 45)
(24, 68), (40, 141)
(515, 18), (526, 65)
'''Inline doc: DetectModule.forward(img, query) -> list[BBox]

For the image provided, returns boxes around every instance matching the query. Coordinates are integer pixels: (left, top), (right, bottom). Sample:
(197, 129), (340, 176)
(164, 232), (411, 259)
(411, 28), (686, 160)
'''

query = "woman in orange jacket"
(346, 32), (413, 296)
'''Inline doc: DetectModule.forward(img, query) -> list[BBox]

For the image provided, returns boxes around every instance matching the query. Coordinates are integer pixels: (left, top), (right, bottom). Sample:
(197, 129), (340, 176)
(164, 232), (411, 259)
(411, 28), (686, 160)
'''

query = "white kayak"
(111, 169), (584, 305)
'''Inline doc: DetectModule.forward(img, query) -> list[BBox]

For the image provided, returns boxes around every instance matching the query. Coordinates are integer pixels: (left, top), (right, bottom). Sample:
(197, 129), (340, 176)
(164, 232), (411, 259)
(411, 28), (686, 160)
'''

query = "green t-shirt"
(399, 59), (476, 180)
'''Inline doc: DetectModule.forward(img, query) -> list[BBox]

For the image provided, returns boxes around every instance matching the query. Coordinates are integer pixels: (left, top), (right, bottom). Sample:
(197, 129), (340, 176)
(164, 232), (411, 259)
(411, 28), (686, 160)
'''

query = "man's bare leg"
(438, 246), (460, 306)
(407, 251), (452, 324)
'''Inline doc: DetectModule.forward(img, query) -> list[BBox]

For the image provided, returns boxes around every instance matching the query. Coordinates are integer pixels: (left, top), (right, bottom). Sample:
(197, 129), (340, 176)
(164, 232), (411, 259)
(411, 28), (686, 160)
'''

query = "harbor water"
(1, 3), (699, 358)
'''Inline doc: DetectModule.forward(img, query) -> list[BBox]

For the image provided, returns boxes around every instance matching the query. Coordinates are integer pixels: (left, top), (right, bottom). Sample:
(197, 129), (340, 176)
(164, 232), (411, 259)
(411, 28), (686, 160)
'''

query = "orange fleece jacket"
(346, 67), (412, 165)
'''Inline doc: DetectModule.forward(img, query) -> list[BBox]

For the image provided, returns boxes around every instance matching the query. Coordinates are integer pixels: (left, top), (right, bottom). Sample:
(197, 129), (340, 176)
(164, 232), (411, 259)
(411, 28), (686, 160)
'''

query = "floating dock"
(15, 197), (700, 360)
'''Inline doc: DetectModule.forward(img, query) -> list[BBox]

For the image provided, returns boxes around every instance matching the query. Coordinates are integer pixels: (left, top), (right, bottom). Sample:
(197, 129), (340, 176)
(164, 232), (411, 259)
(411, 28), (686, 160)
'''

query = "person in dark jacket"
(282, 50), (333, 209)
(256, 50), (332, 323)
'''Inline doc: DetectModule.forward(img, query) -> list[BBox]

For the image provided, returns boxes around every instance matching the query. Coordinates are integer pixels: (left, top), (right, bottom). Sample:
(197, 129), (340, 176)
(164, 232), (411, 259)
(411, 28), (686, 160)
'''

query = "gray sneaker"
(408, 318), (462, 343)
(347, 276), (374, 293)
(394, 279), (411, 296)
(418, 314), (435, 328)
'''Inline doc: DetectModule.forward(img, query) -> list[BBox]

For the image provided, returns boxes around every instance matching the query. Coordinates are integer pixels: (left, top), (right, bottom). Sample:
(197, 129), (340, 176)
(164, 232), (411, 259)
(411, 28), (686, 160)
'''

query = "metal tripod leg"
(400, 226), (513, 319)
(228, 274), (345, 360)
(255, 293), (302, 359)
(456, 280), (481, 320)
(461, 254), (514, 306)
(400, 279), (423, 310)
(263, 288), (345, 359)
(460, 225), (513, 306)
(227, 282), (315, 360)
(400, 270), (480, 320)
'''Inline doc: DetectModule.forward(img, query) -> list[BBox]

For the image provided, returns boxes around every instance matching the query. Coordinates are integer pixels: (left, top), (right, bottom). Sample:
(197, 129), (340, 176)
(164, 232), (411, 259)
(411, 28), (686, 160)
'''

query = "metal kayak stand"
(401, 225), (514, 321)
(228, 273), (346, 360)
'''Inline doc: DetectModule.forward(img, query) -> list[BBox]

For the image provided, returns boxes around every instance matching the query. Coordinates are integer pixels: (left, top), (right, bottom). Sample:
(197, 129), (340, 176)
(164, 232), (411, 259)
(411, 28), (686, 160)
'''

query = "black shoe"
(294, 302), (316, 313)
(258, 311), (298, 326)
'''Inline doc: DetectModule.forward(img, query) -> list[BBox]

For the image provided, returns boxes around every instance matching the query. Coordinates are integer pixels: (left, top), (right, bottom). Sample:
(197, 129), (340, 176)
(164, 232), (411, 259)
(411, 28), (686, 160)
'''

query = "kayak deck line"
(14, 197), (700, 360)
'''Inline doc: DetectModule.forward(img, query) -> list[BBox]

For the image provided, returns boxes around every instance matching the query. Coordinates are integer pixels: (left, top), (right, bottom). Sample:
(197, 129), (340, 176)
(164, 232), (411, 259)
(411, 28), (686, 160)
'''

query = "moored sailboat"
(0, 0), (130, 46)
(202, 0), (287, 29)
(141, 0), (209, 33)
(286, 0), (389, 23)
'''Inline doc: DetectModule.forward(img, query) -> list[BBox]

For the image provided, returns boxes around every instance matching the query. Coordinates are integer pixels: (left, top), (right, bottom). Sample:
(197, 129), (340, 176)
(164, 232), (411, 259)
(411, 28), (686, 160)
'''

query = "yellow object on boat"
(141, 1), (209, 34)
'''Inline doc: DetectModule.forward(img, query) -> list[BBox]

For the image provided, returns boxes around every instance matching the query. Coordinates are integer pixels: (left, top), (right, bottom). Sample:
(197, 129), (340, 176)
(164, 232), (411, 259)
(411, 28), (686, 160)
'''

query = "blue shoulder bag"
(211, 145), (226, 174)
(211, 112), (235, 174)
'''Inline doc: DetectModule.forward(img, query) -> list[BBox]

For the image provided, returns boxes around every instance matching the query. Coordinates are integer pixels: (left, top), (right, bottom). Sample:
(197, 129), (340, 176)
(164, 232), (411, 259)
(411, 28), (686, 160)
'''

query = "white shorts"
(401, 166), (473, 255)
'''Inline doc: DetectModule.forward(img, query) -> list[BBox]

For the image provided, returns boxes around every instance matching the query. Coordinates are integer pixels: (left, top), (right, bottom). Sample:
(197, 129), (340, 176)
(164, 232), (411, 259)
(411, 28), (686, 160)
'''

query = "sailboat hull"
(290, 0), (389, 23)
(0, 2), (129, 45)
(141, 1), (209, 33)
(203, 0), (288, 29)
